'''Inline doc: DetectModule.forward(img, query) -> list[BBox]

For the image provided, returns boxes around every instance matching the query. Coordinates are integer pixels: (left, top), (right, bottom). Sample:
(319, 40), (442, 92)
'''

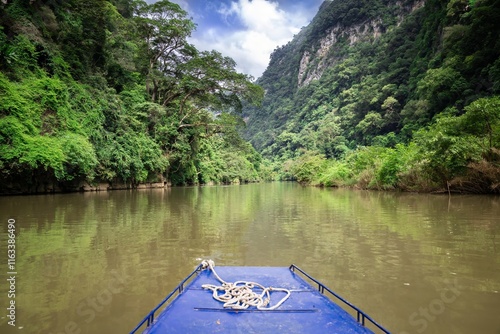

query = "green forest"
(243, 0), (500, 194)
(1, 0), (499, 194)
(0, 0), (265, 193)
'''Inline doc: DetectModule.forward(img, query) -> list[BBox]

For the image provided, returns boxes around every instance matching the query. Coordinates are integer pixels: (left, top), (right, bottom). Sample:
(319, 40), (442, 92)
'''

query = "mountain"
(242, 0), (500, 193)
(245, 0), (499, 156)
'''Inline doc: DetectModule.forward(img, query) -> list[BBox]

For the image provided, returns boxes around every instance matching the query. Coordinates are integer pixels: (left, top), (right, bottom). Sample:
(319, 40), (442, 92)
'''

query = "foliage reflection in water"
(0, 183), (499, 333)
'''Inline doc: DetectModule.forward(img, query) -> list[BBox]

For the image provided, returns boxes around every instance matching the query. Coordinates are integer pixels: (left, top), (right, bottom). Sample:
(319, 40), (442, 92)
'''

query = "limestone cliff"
(243, 0), (433, 153)
(297, 0), (425, 87)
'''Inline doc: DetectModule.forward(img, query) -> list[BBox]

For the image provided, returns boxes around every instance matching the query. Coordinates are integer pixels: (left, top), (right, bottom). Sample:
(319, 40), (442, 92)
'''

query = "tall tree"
(134, 0), (195, 102)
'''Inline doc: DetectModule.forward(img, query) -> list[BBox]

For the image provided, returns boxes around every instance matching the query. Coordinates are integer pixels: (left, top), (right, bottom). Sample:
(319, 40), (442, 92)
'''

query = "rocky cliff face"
(297, 0), (425, 87)
(244, 0), (500, 172)
(243, 0), (431, 153)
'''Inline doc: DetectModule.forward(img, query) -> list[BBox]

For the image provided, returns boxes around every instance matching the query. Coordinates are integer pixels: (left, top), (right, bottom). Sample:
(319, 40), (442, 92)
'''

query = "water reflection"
(0, 184), (499, 334)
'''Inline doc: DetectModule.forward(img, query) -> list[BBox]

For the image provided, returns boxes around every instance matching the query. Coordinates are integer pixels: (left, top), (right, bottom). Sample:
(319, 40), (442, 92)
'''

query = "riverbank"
(0, 177), (257, 196)
(281, 146), (500, 195)
(0, 180), (168, 196)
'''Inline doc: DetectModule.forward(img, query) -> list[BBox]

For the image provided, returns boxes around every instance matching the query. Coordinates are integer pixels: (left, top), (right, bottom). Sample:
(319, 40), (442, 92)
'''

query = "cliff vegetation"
(243, 0), (500, 193)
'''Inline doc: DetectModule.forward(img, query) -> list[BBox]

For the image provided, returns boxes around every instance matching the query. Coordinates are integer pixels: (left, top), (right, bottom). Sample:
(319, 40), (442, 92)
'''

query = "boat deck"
(141, 266), (380, 333)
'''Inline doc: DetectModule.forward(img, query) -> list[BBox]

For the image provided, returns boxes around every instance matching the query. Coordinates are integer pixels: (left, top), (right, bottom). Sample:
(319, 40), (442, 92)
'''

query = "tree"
(134, 0), (195, 102)
(413, 111), (482, 185)
(417, 67), (469, 114)
(170, 50), (263, 130)
(460, 96), (500, 151)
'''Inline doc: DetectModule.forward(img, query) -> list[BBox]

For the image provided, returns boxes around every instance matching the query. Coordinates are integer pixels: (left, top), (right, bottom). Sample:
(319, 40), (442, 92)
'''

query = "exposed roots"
(449, 159), (500, 194)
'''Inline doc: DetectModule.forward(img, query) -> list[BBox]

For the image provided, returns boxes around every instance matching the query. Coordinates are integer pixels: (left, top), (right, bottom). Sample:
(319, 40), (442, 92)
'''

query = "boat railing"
(289, 264), (390, 334)
(129, 263), (204, 334)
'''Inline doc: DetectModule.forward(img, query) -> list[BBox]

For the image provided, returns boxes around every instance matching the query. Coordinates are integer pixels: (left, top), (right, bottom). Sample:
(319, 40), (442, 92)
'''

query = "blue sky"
(146, 0), (324, 79)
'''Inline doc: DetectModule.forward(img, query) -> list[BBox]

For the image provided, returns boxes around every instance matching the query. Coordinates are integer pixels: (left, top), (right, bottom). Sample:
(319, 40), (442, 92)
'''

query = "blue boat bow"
(131, 261), (390, 333)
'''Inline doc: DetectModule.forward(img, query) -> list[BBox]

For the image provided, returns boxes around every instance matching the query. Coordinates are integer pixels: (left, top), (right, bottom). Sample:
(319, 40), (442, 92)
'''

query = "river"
(0, 182), (499, 333)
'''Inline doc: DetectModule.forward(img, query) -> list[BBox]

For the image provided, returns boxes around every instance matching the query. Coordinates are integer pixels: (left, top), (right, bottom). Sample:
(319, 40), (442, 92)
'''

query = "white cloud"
(191, 0), (312, 79)
(153, 0), (319, 79)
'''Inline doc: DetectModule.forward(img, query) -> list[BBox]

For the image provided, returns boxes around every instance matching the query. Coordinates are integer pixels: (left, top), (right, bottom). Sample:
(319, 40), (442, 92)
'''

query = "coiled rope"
(201, 260), (291, 310)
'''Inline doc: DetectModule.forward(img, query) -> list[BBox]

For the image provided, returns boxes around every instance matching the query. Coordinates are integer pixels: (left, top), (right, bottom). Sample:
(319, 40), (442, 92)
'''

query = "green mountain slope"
(243, 0), (500, 193)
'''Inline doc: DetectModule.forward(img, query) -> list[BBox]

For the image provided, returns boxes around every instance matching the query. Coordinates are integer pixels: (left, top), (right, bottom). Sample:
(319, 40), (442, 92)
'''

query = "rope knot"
(201, 260), (291, 311)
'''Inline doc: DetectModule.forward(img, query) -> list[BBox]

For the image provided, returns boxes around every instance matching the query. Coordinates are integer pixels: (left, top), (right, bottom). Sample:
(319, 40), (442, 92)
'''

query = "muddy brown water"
(1, 182), (499, 333)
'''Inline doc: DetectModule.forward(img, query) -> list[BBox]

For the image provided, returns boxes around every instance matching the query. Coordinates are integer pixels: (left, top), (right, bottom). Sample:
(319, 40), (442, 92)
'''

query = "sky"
(146, 0), (324, 79)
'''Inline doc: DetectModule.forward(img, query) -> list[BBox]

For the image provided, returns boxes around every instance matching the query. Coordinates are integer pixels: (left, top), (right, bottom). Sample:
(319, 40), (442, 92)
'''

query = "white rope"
(201, 260), (291, 310)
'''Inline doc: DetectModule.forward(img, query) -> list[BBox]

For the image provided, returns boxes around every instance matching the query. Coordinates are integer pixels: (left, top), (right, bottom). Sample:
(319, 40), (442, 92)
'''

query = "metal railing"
(289, 264), (391, 334)
(131, 263), (390, 333)
(130, 263), (204, 334)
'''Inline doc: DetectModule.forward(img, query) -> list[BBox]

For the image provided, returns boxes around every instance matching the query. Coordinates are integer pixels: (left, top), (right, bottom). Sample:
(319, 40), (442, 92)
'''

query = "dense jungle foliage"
(0, 0), (265, 193)
(2, 0), (499, 194)
(243, 0), (500, 193)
